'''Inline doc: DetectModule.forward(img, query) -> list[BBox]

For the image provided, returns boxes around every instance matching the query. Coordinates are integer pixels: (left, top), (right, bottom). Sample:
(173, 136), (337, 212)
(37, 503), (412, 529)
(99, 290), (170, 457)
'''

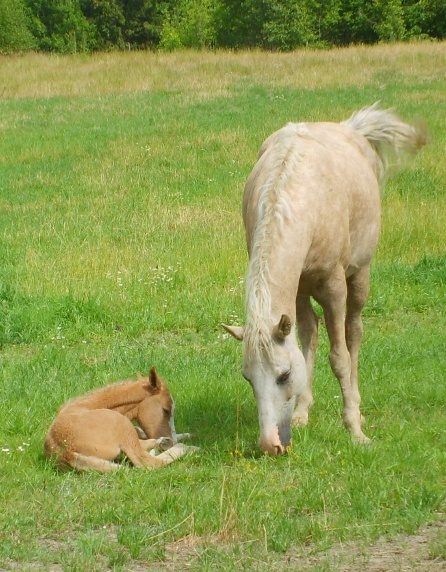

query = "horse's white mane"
(244, 123), (308, 357)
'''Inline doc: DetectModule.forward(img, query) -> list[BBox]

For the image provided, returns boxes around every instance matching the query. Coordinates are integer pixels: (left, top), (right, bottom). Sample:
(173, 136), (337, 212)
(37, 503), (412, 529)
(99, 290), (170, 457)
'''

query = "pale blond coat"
(224, 104), (427, 455)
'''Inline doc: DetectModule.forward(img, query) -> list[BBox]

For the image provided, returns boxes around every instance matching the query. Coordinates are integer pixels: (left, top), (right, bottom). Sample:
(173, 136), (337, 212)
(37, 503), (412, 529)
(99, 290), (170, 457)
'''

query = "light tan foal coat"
(44, 367), (196, 472)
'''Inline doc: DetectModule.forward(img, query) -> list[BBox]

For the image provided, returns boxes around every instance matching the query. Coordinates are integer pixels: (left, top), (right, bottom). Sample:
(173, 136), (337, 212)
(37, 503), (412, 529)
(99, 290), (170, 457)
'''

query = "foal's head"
(137, 367), (178, 442)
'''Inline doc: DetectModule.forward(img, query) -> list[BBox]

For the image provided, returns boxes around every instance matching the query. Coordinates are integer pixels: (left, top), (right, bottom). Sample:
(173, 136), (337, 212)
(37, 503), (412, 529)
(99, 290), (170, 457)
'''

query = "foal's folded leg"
(154, 443), (199, 465)
(134, 426), (148, 439)
(139, 437), (174, 452)
(121, 430), (188, 468)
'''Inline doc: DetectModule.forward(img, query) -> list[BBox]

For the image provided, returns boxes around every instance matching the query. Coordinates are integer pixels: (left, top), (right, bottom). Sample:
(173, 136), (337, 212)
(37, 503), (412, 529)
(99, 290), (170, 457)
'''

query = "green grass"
(0, 44), (445, 570)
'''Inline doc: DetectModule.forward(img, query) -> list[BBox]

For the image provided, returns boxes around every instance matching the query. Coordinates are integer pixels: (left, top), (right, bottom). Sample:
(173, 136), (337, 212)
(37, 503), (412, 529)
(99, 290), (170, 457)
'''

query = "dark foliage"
(1, 0), (445, 54)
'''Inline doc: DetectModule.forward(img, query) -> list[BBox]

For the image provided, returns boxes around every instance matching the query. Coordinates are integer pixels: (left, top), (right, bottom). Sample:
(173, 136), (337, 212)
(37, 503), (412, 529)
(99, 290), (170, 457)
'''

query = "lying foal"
(44, 367), (196, 472)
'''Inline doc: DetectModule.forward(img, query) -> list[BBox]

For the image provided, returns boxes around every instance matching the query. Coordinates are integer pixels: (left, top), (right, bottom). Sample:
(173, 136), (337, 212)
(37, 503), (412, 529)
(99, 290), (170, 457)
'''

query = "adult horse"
(223, 104), (426, 456)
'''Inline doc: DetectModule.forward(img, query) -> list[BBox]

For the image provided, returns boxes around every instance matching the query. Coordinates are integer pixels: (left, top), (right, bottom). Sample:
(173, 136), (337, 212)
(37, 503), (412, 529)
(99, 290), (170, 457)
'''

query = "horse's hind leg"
(293, 295), (319, 427)
(314, 267), (370, 444)
(346, 267), (371, 437)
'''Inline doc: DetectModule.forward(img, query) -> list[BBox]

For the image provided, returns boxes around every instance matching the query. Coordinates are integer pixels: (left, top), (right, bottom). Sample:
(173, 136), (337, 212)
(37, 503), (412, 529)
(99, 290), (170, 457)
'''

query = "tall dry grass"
(1, 42), (445, 100)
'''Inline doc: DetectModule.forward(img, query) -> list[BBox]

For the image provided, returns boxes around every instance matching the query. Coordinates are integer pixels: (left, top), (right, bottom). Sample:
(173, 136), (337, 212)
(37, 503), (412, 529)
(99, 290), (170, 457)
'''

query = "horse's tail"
(342, 102), (428, 183)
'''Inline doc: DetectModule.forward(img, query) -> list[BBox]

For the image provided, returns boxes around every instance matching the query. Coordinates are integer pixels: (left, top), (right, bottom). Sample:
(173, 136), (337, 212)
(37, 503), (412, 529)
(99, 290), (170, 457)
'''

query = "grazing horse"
(223, 104), (426, 456)
(44, 367), (196, 472)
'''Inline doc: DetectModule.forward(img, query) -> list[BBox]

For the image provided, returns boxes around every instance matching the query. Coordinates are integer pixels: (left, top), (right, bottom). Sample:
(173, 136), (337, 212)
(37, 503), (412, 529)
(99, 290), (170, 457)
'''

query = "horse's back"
(248, 120), (380, 209)
(243, 120), (382, 282)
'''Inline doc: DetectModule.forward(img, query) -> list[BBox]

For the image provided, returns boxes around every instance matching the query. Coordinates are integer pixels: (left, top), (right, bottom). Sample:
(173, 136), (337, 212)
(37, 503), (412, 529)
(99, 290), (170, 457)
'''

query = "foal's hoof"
(186, 445), (200, 453)
(176, 444), (200, 455)
(156, 437), (174, 451)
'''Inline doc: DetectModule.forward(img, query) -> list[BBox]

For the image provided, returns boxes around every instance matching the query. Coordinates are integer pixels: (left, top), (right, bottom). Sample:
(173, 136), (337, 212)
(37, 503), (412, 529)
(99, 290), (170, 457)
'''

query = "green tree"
(24, 0), (93, 53)
(312, 0), (343, 46)
(214, 0), (264, 48)
(404, 0), (446, 39)
(328, 0), (377, 44)
(371, 0), (406, 41)
(0, 0), (35, 54)
(260, 0), (317, 50)
(80, 0), (125, 50)
(118, 0), (170, 49)
(7, 0), (446, 54)
(159, 0), (217, 50)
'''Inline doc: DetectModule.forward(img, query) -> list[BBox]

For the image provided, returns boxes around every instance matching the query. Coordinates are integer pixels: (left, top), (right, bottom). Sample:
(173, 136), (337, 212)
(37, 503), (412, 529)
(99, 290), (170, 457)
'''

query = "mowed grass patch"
(0, 44), (445, 570)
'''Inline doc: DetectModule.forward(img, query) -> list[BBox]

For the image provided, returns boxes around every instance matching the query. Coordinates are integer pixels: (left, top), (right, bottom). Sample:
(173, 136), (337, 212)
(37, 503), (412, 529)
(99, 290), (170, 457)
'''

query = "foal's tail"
(342, 102), (428, 183)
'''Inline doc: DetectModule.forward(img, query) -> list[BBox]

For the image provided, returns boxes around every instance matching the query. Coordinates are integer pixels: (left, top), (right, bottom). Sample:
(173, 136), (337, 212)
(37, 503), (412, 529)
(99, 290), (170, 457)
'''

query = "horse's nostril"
(263, 443), (284, 456)
(260, 427), (286, 456)
(274, 444), (284, 456)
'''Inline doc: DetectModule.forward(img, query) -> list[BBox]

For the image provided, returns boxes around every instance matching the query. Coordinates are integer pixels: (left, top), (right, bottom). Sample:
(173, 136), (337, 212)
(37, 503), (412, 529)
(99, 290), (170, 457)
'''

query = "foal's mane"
(244, 123), (308, 357)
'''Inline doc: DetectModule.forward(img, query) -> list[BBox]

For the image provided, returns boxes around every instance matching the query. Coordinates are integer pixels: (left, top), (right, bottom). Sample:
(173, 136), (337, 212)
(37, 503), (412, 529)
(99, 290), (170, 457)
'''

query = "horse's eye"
(277, 370), (291, 385)
(162, 407), (171, 415)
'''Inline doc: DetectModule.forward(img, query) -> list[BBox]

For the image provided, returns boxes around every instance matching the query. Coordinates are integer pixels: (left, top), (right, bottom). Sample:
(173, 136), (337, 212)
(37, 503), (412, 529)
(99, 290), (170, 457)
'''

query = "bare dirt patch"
(1, 520), (444, 571)
(145, 519), (446, 571)
(297, 520), (446, 572)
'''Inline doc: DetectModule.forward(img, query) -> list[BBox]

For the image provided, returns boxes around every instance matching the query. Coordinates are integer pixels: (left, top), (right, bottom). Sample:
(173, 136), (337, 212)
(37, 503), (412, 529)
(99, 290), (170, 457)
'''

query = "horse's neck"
(70, 381), (148, 416)
(247, 232), (305, 326)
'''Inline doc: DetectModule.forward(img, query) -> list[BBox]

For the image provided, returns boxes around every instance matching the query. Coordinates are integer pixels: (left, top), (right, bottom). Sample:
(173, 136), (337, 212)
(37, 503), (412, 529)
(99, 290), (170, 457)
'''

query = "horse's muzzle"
(259, 424), (290, 456)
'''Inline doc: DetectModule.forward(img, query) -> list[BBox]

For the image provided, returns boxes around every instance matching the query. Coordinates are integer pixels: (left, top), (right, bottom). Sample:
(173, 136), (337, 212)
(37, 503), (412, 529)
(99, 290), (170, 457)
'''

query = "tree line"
(1, 0), (445, 54)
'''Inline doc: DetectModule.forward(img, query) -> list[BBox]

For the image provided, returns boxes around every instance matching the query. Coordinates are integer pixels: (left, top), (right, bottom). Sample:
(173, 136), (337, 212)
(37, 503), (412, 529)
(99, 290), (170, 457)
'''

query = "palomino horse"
(44, 367), (196, 472)
(223, 104), (426, 456)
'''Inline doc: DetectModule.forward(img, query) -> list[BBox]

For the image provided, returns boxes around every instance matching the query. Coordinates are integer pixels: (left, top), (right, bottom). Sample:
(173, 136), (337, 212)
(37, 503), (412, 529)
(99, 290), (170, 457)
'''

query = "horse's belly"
(297, 271), (330, 296)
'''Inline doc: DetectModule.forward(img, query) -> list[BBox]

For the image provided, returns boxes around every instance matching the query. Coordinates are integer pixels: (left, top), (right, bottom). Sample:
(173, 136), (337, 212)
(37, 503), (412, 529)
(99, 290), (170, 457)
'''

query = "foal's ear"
(221, 323), (244, 341)
(273, 314), (292, 341)
(148, 366), (161, 390)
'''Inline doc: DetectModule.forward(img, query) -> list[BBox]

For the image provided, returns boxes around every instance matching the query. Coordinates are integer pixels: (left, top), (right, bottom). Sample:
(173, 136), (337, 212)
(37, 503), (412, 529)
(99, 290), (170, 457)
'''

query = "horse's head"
(223, 315), (307, 456)
(137, 367), (178, 442)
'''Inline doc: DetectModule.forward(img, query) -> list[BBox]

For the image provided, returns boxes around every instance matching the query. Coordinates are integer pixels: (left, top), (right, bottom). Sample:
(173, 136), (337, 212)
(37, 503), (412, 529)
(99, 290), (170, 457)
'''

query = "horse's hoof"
(292, 413), (309, 427)
(355, 433), (372, 446)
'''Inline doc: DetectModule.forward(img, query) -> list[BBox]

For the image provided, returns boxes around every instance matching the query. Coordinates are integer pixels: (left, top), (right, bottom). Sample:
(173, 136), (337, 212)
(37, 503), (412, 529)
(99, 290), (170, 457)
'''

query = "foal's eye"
(162, 407), (171, 415)
(277, 370), (291, 385)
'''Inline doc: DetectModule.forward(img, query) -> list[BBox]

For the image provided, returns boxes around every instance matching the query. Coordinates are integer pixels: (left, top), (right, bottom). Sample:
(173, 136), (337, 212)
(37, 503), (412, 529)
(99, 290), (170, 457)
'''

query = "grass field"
(0, 43), (445, 571)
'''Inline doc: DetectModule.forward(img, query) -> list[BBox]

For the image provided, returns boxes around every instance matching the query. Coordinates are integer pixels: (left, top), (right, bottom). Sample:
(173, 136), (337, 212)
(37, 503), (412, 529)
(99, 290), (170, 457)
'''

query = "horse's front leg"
(292, 295), (319, 427)
(315, 269), (370, 444)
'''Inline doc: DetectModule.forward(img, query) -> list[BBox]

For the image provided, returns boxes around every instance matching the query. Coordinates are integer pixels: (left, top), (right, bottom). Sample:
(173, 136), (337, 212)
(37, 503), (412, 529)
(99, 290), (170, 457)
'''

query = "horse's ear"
(136, 371), (144, 380)
(221, 323), (244, 341)
(148, 366), (161, 390)
(273, 314), (292, 341)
